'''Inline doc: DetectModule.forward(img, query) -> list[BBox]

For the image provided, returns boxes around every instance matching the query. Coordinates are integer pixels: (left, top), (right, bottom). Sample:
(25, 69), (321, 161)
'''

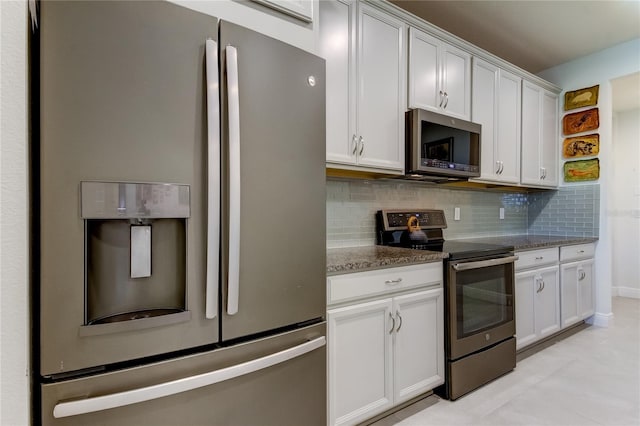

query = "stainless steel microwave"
(405, 109), (481, 180)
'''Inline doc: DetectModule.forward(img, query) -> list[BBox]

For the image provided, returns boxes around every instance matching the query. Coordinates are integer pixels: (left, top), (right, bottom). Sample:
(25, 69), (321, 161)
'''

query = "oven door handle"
(452, 255), (519, 271)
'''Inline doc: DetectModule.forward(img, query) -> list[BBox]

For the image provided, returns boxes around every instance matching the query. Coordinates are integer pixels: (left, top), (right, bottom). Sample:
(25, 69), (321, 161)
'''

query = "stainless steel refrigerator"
(34, 1), (326, 424)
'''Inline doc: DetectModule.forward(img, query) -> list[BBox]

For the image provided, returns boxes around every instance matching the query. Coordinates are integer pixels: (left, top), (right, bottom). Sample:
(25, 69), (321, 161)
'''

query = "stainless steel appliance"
(377, 210), (517, 400)
(34, 1), (326, 424)
(405, 109), (481, 181)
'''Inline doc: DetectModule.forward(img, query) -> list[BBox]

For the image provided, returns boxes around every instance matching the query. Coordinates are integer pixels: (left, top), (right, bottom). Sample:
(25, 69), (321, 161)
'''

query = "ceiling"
(389, 0), (640, 111)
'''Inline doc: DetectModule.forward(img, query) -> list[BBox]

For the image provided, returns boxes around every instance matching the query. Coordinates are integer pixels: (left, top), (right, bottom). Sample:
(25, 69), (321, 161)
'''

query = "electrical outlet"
(454, 207), (461, 221)
(499, 208), (505, 220)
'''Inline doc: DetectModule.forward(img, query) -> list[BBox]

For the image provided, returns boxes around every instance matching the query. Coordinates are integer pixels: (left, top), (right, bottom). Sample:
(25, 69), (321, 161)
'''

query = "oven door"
(446, 255), (517, 360)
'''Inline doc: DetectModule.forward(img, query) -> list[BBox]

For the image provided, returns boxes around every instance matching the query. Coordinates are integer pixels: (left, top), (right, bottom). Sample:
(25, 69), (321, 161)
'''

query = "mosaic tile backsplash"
(326, 178), (599, 248)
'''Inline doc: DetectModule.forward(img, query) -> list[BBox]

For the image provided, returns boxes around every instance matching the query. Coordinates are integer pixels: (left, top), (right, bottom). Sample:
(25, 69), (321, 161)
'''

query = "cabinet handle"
(578, 268), (584, 281)
(388, 312), (396, 334)
(358, 136), (364, 156)
(443, 92), (449, 109)
(384, 278), (403, 285)
(351, 134), (358, 155)
(536, 277), (542, 293)
(578, 250), (585, 254)
(439, 90), (444, 107)
(496, 161), (501, 174)
(498, 161), (504, 174)
(541, 279), (545, 292)
(535, 256), (544, 260)
(395, 310), (403, 333)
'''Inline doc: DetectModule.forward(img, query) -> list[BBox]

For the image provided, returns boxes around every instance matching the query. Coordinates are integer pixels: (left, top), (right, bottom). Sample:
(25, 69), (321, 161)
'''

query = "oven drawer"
(515, 247), (559, 271)
(327, 262), (442, 305)
(560, 243), (595, 262)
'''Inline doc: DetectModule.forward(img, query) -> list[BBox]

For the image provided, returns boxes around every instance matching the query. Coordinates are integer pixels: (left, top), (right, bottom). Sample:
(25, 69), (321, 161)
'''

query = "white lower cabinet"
(560, 248), (595, 328)
(515, 265), (560, 350)
(327, 264), (444, 426)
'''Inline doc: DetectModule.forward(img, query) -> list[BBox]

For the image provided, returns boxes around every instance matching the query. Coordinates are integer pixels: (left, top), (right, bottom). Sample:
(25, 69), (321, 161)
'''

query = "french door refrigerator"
(34, 1), (326, 424)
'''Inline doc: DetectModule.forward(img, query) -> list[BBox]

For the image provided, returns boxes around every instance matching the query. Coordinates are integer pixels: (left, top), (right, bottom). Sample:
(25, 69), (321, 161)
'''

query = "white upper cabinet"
(408, 27), (471, 120)
(472, 58), (521, 184)
(521, 81), (559, 188)
(319, 0), (406, 173)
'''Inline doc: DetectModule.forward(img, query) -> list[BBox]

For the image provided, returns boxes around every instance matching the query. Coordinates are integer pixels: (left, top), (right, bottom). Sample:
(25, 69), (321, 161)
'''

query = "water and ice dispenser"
(81, 182), (191, 333)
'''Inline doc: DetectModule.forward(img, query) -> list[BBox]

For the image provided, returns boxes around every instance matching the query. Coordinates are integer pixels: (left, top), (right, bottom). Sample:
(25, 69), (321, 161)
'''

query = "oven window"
(456, 264), (513, 338)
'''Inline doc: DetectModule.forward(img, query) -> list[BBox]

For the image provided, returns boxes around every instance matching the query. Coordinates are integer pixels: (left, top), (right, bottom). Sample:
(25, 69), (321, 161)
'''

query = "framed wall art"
(563, 108), (599, 135)
(563, 134), (600, 158)
(564, 158), (600, 182)
(564, 85), (599, 111)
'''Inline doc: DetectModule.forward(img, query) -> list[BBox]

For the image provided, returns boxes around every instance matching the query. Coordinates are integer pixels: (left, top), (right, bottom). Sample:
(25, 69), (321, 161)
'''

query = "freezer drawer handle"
(205, 38), (221, 319)
(52, 336), (326, 419)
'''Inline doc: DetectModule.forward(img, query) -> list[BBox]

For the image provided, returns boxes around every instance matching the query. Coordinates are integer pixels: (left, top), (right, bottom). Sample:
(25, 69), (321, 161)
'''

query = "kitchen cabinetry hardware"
(385, 278), (403, 285)
(389, 312), (396, 334)
(351, 135), (358, 155)
(395, 310), (403, 332)
(535, 256), (544, 260)
(358, 136), (364, 156)
(443, 92), (449, 109)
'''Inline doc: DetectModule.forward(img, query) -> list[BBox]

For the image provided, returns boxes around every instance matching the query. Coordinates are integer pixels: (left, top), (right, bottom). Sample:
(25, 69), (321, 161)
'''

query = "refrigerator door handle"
(52, 336), (326, 419)
(226, 45), (241, 316)
(205, 38), (220, 320)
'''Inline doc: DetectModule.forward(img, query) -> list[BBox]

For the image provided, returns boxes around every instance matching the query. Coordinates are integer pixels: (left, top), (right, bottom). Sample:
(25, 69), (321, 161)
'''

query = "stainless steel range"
(377, 209), (518, 400)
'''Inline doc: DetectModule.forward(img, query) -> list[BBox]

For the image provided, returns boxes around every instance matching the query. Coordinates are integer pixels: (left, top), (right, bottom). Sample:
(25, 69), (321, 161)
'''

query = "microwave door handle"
(452, 255), (519, 271)
(226, 45), (241, 315)
(204, 39), (220, 320)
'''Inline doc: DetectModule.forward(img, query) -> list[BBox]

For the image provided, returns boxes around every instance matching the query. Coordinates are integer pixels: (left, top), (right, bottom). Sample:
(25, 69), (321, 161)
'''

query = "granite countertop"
(449, 235), (599, 251)
(327, 246), (447, 275)
(327, 235), (598, 274)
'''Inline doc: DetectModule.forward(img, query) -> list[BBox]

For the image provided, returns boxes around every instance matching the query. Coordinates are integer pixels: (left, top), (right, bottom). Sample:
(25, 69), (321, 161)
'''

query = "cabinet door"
(392, 288), (444, 404)
(496, 69), (521, 184)
(408, 27), (440, 112)
(328, 299), (393, 426)
(560, 262), (580, 328)
(521, 82), (559, 188)
(319, 0), (357, 166)
(521, 81), (543, 185)
(515, 270), (537, 350)
(536, 266), (561, 339)
(357, 3), (405, 171)
(541, 90), (559, 186)
(441, 43), (471, 120)
(577, 259), (595, 319)
(471, 58), (498, 181)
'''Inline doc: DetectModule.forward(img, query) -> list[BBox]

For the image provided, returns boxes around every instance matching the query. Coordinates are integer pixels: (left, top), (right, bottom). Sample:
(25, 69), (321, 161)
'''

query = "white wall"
(539, 38), (640, 324)
(0, 1), (30, 425)
(611, 108), (640, 298)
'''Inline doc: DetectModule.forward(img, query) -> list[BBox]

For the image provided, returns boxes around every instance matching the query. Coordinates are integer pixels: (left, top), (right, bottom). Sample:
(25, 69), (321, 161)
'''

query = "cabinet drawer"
(515, 247), (558, 271)
(560, 243), (595, 262)
(327, 263), (442, 305)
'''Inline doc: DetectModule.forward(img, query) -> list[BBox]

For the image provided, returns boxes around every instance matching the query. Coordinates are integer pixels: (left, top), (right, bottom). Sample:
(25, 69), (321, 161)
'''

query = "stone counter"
(327, 246), (446, 275)
(449, 235), (598, 251)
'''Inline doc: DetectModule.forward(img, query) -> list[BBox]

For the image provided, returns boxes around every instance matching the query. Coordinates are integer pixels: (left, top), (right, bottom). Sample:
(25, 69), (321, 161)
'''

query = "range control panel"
(378, 209), (447, 231)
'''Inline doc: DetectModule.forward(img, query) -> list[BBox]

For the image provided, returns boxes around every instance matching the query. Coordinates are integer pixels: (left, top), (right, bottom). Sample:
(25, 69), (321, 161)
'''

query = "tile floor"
(370, 297), (640, 426)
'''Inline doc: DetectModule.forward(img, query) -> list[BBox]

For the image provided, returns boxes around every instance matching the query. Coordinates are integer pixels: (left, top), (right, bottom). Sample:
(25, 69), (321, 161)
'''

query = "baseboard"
(588, 311), (614, 327)
(613, 286), (640, 299)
